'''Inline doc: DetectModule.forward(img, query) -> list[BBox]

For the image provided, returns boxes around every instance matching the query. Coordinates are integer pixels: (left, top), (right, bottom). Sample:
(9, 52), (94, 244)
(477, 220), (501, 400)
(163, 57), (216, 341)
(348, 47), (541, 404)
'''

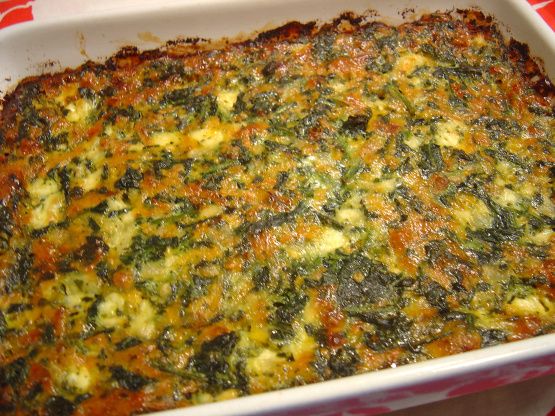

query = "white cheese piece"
(452, 196), (492, 230)
(302, 298), (319, 325)
(97, 292), (126, 328)
(538, 198), (555, 218)
(106, 197), (128, 211)
(127, 142), (145, 152)
(27, 176), (60, 201)
(362, 98), (388, 118)
(65, 99), (93, 122)
(54, 84), (78, 105)
(505, 295), (553, 317)
(286, 227), (348, 259)
(336, 195), (365, 227)
(283, 325), (317, 360)
(405, 133), (422, 150)
(27, 177), (65, 229)
(368, 178), (397, 194)
(310, 227), (348, 255)
(199, 205), (224, 220)
(527, 228), (553, 245)
(495, 161), (517, 186)
(247, 349), (284, 376)
(129, 299), (156, 340)
(150, 131), (182, 147)
(336, 207), (365, 227)
(104, 125), (114, 137)
(395, 53), (430, 74)
(189, 127), (225, 150)
(330, 79), (348, 93)
(79, 169), (103, 193)
(64, 367), (92, 393)
(494, 187), (520, 208)
(217, 90), (239, 113)
(435, 119), (466, 148)
(101, 211), (136, 255)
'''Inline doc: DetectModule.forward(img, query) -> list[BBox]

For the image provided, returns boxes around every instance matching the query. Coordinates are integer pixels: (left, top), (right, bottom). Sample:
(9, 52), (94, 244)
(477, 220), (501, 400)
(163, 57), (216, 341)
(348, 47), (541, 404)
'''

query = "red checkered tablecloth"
(0, 0), (32, 29)
(528, 0), (555, 28)
(1, 0), (555, 31)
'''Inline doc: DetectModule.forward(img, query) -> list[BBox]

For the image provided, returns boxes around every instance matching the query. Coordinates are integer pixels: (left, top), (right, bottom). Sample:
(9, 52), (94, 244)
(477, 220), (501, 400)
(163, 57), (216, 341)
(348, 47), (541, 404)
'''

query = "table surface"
(0, 1), (554, 416)
(386, 374), (555, 416)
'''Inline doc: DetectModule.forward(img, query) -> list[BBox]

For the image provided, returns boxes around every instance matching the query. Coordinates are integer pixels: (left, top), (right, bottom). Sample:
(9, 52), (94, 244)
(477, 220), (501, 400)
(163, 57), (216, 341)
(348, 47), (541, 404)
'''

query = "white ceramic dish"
(0, 1), (554, 415)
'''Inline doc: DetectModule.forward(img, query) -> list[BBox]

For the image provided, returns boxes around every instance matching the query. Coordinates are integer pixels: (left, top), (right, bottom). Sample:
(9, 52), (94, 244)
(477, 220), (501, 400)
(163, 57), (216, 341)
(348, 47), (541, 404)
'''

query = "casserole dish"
(0, 1), (554, 415)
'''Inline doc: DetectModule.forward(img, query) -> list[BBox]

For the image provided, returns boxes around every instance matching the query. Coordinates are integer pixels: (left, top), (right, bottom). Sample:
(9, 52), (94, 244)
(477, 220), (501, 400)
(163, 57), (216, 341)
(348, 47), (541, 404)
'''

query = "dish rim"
(0, 1), (554, 415)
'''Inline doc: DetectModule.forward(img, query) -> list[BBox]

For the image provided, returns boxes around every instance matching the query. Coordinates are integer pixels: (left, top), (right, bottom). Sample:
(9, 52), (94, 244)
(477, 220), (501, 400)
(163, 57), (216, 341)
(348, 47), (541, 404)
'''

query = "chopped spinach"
(121, 234), (178, 268)
(40, 131), (68, 152)
(77, 235), (109, 263)
(252, 266), (271, 291)
(115, 337), (142, 351)
(335, 254), (398, 308)
(341, 114), (370, 135)
(328, 346), (359, 377)
(191, 332), (239, 392)
(312, 31), (337, 62)
(251, 91), (280, 115)
(423, 281), (450, 312)
(110, 366), (152, 391)
(0, 357), (28, 387)
(418, 143), (444, 177)
(0, 202), (13, 252)
(5, 247), (33, 294)
(45, 396), (75, 416)
(386, 82), (415, 115)
(161, 88), (217, 121)
(115, 167), (143, 190)
(238, 203), (305, 235)
(433, 65), (484, 79)
(0, 311), (7, 338)
(479, 328), (507, 347)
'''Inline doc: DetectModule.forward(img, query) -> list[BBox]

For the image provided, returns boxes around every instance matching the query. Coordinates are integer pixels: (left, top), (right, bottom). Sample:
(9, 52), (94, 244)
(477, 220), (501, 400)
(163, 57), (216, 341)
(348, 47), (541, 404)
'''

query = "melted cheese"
(150, 131), (182, 147)
(64, 366), (92, 393)
(505, 295), (554, 317)
(395, 53), (430, 74)
(336, 196), (365, 227)
(190, 127), (224, 151)
(247, 349), (284, 376)
(452, 194), (492, 231)
(308, 227), (349, 257)
(217, 90), (240, 113)
(129, 299), (156, 340)
(65, 99), (93, 123)
(97, 292), (126, 328)
(27, 177), (65, 229)
(435, 119), (466, 148)
(100, 210), (136, 254)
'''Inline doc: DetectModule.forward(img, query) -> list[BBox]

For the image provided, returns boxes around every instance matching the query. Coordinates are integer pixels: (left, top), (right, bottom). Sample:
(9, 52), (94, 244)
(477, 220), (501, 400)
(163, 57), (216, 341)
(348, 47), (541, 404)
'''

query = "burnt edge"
(1, 8), (554, 129)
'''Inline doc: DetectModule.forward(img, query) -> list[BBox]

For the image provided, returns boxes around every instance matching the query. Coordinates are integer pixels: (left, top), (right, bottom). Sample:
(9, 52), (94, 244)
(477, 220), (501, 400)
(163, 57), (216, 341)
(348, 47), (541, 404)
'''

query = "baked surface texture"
(0, 10), (554, 415)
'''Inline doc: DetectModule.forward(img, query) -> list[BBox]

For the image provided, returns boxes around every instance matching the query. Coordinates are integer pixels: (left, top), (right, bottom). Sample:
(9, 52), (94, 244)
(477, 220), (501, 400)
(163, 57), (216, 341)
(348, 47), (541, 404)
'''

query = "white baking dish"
(0, 1), (554, 415)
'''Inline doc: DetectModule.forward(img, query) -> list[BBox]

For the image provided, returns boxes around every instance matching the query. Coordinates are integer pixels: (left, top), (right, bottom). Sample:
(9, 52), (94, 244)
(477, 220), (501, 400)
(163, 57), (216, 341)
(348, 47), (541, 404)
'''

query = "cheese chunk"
(27, 177), (65, 229)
